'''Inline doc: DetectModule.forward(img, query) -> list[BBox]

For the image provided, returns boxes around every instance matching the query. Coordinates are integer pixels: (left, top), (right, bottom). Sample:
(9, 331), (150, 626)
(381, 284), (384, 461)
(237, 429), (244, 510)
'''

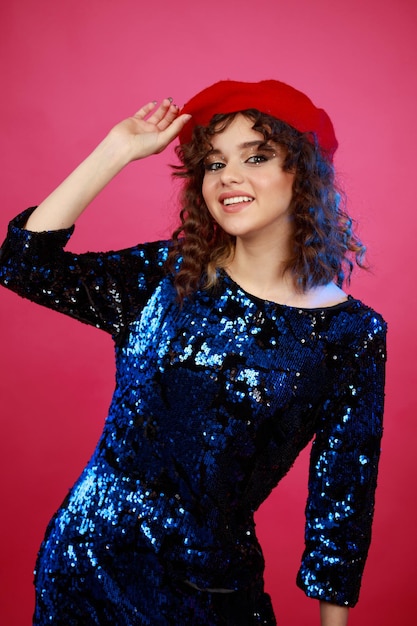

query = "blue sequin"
(0, 208), (387, 624)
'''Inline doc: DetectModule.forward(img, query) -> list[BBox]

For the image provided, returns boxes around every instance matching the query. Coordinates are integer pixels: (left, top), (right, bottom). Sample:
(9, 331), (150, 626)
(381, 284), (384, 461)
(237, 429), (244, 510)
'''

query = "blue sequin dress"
(0, 209), (386, 625)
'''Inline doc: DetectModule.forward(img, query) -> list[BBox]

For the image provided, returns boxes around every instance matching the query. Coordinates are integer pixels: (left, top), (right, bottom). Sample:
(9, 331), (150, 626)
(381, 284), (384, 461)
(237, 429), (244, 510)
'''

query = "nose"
(219, 160), (244, 185)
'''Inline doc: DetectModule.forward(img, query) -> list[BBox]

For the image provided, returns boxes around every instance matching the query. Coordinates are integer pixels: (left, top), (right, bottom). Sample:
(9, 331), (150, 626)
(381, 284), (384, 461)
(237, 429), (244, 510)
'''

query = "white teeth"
(223, 196), (253, 206)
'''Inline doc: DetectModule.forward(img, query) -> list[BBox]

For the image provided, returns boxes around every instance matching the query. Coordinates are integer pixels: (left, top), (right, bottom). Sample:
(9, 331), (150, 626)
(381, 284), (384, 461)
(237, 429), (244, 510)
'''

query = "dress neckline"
(220, 269), (358, 313)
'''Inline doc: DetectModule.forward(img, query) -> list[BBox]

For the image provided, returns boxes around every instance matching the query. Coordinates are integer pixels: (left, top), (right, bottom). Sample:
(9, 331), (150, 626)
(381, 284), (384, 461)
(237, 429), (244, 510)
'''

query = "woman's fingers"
(133, 98), (179, 128)
(114, 98), (191, 158)
(132, 101), (159, 119)
(147, 98), (179, 127)
(155, 113), (192, 148)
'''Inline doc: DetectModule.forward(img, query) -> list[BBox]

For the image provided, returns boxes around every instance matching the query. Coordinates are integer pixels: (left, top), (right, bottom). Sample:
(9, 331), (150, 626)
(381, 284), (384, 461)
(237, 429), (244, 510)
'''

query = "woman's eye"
(246, 154), (268, 165)
(204, 161), (225, 172)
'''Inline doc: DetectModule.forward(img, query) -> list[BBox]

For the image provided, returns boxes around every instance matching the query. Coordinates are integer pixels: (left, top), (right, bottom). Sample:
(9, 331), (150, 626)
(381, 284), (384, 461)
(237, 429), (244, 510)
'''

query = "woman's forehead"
(210, 115), (265, 144)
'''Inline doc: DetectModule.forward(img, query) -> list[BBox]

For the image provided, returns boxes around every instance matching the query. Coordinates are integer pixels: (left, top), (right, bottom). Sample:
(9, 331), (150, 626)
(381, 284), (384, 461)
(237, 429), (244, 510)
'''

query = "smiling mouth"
(222, 196), (254, 206)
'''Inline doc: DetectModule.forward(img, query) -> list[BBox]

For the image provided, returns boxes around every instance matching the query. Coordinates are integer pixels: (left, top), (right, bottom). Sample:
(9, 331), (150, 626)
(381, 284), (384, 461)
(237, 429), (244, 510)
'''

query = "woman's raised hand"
(24, 98), (191, 232)
(108, 98), (191, 162)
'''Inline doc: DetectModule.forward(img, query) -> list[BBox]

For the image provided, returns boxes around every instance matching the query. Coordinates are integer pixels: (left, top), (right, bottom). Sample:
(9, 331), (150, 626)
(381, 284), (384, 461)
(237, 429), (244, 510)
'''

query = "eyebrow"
(205, 140), (275, 158)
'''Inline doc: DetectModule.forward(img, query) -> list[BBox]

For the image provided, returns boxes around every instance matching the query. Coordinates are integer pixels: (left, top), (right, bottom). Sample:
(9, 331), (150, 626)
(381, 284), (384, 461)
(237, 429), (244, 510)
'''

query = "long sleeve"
(296, 309), (387, 606)
(0, 208), (171, 343)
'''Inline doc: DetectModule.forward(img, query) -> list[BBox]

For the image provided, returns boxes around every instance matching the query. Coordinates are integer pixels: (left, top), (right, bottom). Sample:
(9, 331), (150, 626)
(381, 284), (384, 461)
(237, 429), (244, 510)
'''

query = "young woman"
(0, 80), (386, 625)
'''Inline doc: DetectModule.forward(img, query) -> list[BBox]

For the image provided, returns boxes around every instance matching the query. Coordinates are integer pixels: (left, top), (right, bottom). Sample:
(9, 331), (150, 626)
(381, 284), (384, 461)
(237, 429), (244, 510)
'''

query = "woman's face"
(201, 114), (295, 244)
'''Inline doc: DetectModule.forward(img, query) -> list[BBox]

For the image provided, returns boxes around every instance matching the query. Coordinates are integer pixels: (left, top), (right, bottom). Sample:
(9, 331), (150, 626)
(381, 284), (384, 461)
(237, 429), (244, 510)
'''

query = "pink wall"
(1, 1), (415, 623)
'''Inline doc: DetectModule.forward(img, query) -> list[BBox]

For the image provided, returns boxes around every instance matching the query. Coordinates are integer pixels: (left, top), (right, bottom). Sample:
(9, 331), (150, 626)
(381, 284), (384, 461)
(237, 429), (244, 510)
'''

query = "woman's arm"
(25, 99), (191, 232)
(320, 601), (349, 626)
(297, 309), (386, 608)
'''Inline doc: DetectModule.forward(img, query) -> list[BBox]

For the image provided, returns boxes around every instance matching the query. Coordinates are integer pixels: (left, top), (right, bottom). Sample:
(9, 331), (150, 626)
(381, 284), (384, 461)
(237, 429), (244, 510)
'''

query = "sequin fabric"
(0, 208), (387, 625)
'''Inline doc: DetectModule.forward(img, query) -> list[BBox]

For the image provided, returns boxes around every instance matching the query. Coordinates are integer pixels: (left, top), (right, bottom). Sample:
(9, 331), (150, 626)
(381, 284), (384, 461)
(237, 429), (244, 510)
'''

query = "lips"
(222, 195), (253, 206)
(218, 193), (254, 208)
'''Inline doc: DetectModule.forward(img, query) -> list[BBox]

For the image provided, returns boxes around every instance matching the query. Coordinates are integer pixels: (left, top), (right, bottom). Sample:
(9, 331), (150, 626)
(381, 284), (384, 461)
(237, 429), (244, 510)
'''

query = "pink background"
(1, 1), (416, 624)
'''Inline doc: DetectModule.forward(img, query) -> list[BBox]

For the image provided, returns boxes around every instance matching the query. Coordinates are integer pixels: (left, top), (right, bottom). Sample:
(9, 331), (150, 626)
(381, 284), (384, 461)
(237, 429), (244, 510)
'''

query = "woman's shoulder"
(280, 283), (386, 356)
(301, 283), (386, 329)
(318, 293), (387, 359)
(296, 282), (348, 309)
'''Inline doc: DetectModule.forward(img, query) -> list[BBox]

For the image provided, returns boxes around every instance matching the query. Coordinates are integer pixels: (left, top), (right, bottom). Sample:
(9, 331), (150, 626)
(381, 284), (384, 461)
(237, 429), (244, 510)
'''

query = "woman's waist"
(63, 459), (251, 538)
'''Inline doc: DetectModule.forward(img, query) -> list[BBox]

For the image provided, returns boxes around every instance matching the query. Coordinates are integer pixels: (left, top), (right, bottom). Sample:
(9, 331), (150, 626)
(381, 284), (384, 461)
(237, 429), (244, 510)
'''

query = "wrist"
(96, 132), (134, 173)
(319, 601), (349, 626)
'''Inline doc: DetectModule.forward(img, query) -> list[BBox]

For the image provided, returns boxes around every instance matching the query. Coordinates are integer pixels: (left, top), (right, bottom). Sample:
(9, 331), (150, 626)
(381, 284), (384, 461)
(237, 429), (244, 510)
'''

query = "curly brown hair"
(166, 110), (366, 303)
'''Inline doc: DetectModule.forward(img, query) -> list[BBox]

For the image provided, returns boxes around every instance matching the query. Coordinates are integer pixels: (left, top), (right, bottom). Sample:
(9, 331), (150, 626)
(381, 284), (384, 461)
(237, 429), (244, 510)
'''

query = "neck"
(225, 237), (348, 309)
(226, 237), (297, 303)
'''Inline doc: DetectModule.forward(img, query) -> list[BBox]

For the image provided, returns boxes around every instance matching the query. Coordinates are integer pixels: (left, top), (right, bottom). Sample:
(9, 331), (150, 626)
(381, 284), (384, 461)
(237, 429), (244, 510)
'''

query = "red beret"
(179, 79), (338, 159)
